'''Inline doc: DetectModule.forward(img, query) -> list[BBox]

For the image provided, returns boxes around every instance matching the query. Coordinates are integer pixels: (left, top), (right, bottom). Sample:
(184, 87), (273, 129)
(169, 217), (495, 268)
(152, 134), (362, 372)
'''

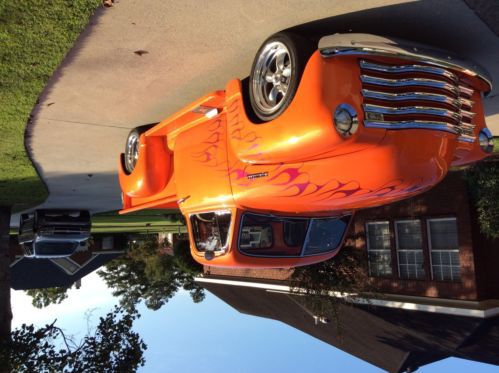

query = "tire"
(124, 123), (157, 174)
(249, 32), (315, 122)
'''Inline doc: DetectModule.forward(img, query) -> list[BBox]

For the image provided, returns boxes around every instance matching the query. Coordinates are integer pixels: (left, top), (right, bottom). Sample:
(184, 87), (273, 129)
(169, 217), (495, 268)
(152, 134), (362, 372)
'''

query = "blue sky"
(11, 273), (499, 372)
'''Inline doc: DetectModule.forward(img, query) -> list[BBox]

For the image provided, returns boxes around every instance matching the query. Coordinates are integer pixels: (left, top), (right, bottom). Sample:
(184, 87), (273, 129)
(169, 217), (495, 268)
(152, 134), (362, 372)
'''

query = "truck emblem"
(247, 172), (269, 180)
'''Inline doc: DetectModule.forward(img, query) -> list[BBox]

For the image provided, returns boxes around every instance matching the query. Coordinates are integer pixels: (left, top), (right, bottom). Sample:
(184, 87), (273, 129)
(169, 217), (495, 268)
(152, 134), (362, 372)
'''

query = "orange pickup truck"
(118, 33), (493, 268)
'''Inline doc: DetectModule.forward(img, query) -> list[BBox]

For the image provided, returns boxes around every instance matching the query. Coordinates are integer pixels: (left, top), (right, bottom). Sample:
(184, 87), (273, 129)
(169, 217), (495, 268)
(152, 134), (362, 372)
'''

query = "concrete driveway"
(13, 0), (499, 225)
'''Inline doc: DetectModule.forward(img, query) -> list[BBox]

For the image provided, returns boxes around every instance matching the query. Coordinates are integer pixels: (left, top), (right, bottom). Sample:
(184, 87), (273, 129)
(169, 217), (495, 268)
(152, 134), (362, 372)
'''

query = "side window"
(283, 220), (308, 247)
(302, 218), (349, 255)
(238, 214), (304, 256)
(239, 214), (273, 250)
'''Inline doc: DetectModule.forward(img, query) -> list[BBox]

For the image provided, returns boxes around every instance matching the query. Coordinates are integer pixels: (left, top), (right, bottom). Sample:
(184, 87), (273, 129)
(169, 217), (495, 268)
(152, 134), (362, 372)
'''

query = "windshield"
(34, 241), (79, 256)
(190, 211), (231, 252)
(238, 213), (351, 257)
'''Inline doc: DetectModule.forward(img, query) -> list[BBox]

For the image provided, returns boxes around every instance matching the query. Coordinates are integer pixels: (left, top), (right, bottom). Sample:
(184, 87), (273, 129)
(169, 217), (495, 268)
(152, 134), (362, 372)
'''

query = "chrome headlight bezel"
(479, 128), (494, 153)
(333, 103), (359, 137)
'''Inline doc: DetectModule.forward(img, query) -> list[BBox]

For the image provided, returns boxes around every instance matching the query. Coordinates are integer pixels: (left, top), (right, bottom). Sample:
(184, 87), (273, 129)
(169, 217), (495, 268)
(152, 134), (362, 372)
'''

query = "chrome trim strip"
(460, 128), (476, 136)
(363, 104), (461, 121)
(457, 135), (476, 143)
(360, 60), (458, 83)
(318, 33), (492, 91)
(361, 75), (459, 96)
(361, 89), (461, 109)
(364, 120), (459, 134)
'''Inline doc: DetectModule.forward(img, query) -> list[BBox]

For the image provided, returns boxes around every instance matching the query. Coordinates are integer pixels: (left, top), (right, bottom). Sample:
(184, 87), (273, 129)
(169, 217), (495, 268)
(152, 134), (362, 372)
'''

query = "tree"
(0, 305), (147, 372)
(25, 286), (71, 308)
(98, 236), (204, 312)
(289, 246), (375, 330)
(172, 239), (203, 275)
(467, 159), (499, 239)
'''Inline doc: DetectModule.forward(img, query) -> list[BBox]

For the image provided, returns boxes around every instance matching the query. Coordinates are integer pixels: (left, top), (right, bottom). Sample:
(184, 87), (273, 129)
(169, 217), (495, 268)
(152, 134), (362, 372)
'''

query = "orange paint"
(118, 49), (492, 268)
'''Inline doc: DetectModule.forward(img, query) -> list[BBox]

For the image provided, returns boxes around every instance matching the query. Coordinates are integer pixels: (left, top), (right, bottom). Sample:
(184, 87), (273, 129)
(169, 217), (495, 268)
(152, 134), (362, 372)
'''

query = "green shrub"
(467, 159), (499, 239)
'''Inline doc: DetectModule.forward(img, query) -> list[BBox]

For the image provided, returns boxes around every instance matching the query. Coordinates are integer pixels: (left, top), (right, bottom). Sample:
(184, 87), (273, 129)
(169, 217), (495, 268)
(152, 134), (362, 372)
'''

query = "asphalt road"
(12, 0), (499, 225)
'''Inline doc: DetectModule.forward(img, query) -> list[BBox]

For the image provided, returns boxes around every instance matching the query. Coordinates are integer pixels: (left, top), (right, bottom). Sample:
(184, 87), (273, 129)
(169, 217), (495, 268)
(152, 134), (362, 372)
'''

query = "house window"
(427, 218), (460, 281)
(395, 220), (425, 280)
(366, 221), (392, 277)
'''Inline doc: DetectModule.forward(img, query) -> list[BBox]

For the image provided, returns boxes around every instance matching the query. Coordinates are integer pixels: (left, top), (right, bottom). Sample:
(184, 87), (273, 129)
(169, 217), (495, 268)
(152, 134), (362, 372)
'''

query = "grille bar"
(360, 60), (459, 83)
(360, 75), (460, 96)
(361, 89), (463, 109)
(363, 104), (461, 122)
(459, 85), (474, 97)
(460, 97), (474, 108)
(360, 59), (477, 142)
(364, 120), (459, 134)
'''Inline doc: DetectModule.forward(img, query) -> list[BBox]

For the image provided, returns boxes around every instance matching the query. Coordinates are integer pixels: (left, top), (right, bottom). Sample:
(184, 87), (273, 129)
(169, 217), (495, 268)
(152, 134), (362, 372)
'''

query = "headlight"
(334, 104), (358, 137)
(479, 128), (494, 153)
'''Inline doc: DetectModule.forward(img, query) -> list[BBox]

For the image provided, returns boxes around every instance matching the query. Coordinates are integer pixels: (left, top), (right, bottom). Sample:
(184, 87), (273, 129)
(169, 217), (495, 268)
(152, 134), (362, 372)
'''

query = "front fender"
(225, 52), (385, 165)
(118, 134), (172, 198)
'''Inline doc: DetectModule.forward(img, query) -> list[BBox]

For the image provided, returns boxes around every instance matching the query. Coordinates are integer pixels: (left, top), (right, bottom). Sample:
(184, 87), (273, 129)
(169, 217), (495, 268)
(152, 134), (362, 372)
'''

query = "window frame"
(394, 219), (425, 280)
(365, 221), (392, 277)
(426, 217), (461, 282)
(237, 212), (351, 258)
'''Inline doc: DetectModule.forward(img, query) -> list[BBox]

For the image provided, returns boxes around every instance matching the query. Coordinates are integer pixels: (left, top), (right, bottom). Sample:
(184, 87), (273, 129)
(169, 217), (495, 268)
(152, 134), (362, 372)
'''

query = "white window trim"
(51, 256), (82, 275)
(394, 219), (425, 280)
(427, 217), (460, 282)
(365, 221), (391, 277)
(195, 277), (499, 318)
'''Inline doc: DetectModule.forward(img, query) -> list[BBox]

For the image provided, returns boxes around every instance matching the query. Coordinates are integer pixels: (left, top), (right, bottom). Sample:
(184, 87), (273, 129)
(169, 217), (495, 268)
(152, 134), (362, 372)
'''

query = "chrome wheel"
(124, 130), (140, 173)
(251, 41), (293, 116)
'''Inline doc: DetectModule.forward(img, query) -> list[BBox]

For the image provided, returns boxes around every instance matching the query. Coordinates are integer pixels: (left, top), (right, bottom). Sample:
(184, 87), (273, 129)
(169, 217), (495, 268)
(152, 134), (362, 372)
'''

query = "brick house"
(204, 171), (499, 302)
(198, 280), (499, 373)
(351, 171), (499, 301)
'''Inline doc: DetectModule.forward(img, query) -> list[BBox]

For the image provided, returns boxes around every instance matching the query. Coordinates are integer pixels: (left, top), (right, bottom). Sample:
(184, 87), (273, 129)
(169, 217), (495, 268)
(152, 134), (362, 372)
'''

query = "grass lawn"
(494, 137), (499, 154)
(0, 0), (100, 209)
(91, 209), (187, 234)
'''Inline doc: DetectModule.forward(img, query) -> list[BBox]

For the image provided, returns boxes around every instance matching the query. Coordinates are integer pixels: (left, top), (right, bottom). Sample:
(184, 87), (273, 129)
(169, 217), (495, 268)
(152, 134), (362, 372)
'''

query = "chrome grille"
(359, 59), (476, 142)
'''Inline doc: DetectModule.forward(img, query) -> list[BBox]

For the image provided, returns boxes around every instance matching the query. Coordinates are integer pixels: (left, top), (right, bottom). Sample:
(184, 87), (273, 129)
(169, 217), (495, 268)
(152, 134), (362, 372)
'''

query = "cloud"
(11, 272), (118, 333)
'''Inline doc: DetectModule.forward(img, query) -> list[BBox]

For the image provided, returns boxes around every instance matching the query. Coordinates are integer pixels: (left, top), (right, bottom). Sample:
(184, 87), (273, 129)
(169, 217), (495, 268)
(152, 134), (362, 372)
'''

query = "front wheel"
(124, 123), (156, 174)
(249, 32), (314, 122)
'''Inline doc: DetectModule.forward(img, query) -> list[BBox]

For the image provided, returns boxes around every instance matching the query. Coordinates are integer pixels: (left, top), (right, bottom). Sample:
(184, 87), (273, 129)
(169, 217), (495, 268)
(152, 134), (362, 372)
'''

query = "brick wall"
(204, 266), (291, 281)
(352, 171), (479, 300)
